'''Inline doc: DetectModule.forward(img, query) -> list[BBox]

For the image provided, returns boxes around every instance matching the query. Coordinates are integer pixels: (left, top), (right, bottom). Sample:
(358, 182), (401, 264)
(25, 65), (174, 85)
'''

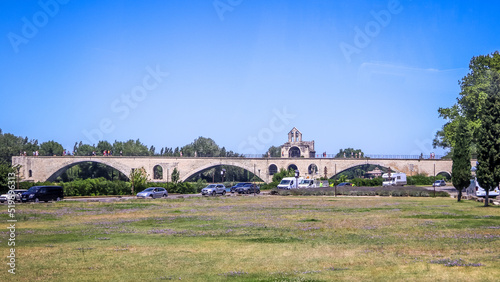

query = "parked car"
(0, 189), (27, 203)
(467, 177), (500, 197)
(21, 186), (64, 203)
(337, 182), (354, 187)
(230, 182), (251, 193)
(201, 184), (226, 196)
(235, 183), (260, 194)
(433, 180), (446, 187)
(136, 187), (168, 199)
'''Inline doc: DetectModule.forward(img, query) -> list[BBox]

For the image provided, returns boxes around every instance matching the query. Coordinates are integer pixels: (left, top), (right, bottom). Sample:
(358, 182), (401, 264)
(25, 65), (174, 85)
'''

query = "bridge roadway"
(12, 156), (465, 184)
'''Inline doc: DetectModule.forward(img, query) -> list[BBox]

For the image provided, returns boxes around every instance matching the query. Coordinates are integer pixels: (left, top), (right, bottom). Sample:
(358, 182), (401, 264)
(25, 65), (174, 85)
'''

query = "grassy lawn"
(1, 196), (499, 281)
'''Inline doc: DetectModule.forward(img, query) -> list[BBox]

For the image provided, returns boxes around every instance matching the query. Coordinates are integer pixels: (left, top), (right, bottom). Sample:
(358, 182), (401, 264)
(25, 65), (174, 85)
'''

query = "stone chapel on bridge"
(280, 127), (316, 158)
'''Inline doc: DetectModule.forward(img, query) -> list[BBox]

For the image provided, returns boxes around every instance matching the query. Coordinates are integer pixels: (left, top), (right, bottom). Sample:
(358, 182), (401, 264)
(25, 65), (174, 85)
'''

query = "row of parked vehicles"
(0, 186), (64, 203)
(201, 183), (261, 196)
(4, 177), (497, 203)
(276, 177), (350, 190)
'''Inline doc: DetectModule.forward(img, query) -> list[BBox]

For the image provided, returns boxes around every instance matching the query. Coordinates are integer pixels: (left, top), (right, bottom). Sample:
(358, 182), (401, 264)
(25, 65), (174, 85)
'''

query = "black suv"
(21, 186), (64, 203)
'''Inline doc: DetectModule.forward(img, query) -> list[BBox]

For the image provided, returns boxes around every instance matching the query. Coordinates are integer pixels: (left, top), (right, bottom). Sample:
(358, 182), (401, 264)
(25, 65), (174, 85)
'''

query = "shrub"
(261, 181), (280, 190)
(278, 190), (291, 196)
(61, 178), (131, 196)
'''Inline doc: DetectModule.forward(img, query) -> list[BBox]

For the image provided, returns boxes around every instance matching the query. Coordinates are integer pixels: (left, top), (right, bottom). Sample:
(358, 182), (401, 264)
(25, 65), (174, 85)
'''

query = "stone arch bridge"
(12, 156), (465, 184)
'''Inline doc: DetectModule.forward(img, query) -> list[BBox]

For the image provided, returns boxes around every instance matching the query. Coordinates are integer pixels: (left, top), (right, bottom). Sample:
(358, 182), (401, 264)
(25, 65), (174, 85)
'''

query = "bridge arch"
(46, 159), (131, 182)
(437, 171), (451, 180)
(180, 162), (262, 183)
(330, 163), (390, 179)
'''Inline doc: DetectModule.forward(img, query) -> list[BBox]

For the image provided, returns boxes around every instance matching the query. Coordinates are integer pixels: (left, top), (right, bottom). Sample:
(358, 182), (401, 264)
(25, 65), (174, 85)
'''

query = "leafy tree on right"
(476, 72), (500, 207)
(434, 51), (500, 152)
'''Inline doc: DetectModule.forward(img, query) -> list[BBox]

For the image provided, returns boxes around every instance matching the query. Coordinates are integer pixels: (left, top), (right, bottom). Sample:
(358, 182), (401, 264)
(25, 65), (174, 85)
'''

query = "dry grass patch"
(1, 196), (498, 281)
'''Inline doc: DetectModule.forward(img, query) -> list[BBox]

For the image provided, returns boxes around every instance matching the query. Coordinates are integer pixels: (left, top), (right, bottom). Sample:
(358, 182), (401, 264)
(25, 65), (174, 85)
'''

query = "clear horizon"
(2, 0), (499, 156)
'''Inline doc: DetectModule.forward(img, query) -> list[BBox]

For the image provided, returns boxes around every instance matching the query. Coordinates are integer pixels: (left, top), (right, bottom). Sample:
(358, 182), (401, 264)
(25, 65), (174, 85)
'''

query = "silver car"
(433, 180), (446, 187)
(136, 187), (168, 199)
(201, 184), (226, 196)
(0, 189), (28, 203)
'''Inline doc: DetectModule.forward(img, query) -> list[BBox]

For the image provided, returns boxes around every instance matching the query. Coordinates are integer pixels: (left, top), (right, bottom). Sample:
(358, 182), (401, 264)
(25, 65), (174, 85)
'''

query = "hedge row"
(16, 178), (201, 196)
(270, 187), (449, 197)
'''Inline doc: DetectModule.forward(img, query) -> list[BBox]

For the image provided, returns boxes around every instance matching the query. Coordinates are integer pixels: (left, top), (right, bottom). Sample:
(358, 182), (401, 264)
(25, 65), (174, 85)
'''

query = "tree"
(130, 167), (149, 194)
(114, 139), (150, 156)
(476, 72), (500, 207)
(434, 51), (500, 151)
(272, 168), (295, 183)
(451, 117), (471, 202)
(335, 148), (364, 158)
(181, 137), (221, 157)
(96, 141), (113, 155)
(74, 143), (96, 156)
(220, 147), (227, 157)
(0, 160), (14, 193)
(0, 130), (39, 163)
(39, 141), (64, 156)
(171, 168), (180, 183)
(266, 145), (282, 157)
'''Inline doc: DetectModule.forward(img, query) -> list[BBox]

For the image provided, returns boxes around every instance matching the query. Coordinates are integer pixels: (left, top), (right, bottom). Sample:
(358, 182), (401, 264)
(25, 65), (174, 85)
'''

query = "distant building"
(281, 127), (316, 158)
(365, 168), (383, 178)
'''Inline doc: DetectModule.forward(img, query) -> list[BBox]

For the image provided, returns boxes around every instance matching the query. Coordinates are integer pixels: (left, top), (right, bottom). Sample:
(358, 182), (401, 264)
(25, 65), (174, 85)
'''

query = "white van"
(277, 177), (303, 190)
(298, 179), (316, 188)
(467, 178), (500, 197)
(382, 172), (407, 186)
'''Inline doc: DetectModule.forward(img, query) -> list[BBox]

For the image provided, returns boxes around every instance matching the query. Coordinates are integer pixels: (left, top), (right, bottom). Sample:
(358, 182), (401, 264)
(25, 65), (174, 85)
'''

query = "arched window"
(153, 165), (163, 180)
(288, 164), (298, 172)
(289, 147), (301, 158)
(308, 164), (318, 175)
(269, 164), (278, 175)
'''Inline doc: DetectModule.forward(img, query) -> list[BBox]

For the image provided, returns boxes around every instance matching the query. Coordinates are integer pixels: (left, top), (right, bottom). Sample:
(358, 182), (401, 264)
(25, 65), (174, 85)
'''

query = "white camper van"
(277, 177), (303, 190)
(382, 172), (407, 186)
(467, 178), (500, 197)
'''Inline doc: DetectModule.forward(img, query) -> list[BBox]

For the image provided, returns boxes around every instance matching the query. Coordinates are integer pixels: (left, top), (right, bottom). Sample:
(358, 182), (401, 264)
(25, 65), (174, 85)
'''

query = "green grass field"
(1, 196), (499, 281)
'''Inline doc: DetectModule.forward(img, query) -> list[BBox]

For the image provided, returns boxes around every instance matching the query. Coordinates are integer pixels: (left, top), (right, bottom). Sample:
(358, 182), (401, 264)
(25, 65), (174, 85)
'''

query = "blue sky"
(1, 0), (499, 156)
